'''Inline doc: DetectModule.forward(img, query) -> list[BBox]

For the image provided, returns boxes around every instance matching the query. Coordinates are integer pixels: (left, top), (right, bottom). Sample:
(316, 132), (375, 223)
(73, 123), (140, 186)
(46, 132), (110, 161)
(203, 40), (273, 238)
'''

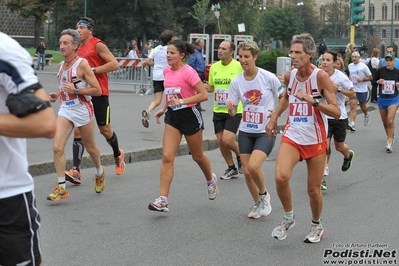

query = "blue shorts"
(378, 96), (399, 110)
(350, 92), (368, 104)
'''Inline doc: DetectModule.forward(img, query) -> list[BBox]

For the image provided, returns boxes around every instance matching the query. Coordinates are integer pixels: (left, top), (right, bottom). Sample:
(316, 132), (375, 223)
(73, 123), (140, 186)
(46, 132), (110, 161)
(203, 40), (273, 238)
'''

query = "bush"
(256, 49), (289, 74)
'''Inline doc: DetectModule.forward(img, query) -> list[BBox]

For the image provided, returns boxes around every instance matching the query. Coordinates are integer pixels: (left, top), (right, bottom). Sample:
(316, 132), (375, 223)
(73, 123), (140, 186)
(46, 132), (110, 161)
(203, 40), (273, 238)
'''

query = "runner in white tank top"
(266, 33), (340, 244)
(47, 29), (106, 202)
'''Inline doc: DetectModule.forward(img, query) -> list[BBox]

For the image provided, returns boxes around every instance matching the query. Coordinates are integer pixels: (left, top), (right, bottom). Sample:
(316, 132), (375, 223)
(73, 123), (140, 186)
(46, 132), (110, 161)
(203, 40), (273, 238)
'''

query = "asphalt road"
(28, 67), (398, 266)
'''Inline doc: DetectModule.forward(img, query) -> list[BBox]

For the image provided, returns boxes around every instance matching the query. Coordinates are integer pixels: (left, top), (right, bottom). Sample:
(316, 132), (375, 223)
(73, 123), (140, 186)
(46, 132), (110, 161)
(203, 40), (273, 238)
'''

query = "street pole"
(391, 0), (394, 45)
(249, 0), (254, 35)
(212, 4), (221, 34)
(334, 0), (338, 38)
(260, 4), (266, 50)
(84, 0), (87, 16)
(367, 0), (370, 51)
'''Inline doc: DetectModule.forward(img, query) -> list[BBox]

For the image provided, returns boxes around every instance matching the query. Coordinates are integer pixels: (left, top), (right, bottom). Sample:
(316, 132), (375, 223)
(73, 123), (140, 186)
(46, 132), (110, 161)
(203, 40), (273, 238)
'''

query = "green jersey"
(209, 59), (243, 114)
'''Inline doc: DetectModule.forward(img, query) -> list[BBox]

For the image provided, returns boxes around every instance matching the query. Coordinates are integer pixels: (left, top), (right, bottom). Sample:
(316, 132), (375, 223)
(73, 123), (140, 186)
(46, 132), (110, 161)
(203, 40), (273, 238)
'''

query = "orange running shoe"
(47, 184), (70, 202)
(94, 166), (106, 193)
(65, 166), (82, 184)
(114, 149), (125, 175)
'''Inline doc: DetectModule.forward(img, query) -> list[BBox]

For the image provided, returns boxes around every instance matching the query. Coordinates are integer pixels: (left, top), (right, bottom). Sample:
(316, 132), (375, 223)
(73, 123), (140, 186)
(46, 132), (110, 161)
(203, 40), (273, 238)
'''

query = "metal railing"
(109, 58), (153, 95)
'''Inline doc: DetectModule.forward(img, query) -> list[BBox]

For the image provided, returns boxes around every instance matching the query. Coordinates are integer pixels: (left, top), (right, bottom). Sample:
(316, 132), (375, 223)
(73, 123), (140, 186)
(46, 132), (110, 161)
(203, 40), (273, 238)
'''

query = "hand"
(154, 109), (165, 124)
(168, 97), (181, 107)
(62, 82), (74, 94)
(204, 82), (209, 91)
(294, 90), (311, 103)
(225, 100), (235, 110)
(265, 120), (277, 140)
(48, 92), (59, 103)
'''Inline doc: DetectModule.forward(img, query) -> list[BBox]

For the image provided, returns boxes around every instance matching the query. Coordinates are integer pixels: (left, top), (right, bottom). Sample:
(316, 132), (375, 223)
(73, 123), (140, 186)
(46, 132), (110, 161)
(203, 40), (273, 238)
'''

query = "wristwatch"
(92, 67), (96, 73)
(74, 88), (79, 95)
(179, 99), (184, 106)
(312, 98), (319, 107)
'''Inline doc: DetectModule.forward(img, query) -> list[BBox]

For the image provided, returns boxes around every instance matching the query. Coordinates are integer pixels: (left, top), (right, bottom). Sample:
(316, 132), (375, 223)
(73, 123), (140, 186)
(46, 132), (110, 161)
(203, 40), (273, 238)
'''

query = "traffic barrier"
(109, 58), (153, 95)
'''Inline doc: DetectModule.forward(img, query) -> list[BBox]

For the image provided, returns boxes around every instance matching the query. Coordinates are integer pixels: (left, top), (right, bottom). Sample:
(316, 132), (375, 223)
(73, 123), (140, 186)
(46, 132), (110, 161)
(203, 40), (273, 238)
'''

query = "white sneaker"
(248, 202), (261, 219)
(364, 114), (370, 126)
(304, 222), (325, 243)
(272, 215), (296, 240)
(207, 173), (218, 200)
(148, 196), (169, 212)
(386, 141), (393, 153)
(259, 192), (272, 217)
(348, 122), (356, 132)
(324, 165), (329, 176)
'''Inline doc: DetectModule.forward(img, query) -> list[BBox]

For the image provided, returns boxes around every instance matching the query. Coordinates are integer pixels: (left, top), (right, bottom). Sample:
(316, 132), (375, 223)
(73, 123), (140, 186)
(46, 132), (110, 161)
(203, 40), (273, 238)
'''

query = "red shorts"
(281, 136), (327, 161)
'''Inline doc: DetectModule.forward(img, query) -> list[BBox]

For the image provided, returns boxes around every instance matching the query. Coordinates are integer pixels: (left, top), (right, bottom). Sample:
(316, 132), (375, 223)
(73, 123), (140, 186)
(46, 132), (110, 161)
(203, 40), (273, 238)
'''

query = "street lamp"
(46, 19), (52, 48)
(297, 1), (304, 20)
(259, 4), (266, 50)
(211, 3), (221, 34)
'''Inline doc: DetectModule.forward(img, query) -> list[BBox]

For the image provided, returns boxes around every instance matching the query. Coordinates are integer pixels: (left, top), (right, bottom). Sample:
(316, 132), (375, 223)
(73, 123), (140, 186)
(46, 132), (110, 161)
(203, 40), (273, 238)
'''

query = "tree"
(2, 0), (55, 46)
(188, 0), (215, 33)
(263, 6), (303, 47)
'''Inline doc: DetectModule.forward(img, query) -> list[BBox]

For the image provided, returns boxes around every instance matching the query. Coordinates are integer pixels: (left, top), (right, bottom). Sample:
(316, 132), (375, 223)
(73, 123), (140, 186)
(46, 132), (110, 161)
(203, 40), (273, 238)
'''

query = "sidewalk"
(28, 65), (376, 176)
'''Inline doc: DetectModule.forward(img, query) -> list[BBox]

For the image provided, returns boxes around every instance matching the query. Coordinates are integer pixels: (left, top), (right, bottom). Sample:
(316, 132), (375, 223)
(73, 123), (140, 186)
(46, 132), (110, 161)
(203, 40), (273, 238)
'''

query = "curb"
(28, 106), (376, 177)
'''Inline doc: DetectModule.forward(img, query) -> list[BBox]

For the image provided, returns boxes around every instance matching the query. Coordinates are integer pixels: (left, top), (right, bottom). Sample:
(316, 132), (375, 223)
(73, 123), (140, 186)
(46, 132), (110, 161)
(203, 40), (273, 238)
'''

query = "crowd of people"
(3, 21), (399, 263)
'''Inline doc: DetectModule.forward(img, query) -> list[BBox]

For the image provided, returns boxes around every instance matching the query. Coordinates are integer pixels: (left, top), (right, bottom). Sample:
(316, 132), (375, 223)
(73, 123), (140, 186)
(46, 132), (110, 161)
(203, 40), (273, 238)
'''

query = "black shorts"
(153, 80), (165, 94)
(213, 112), (242, 134)
(0, 191), (42, 266)
(238, 130), (276, 155)
(327, 118), (348, 143)
(164, 106), (204, 135)
(92, 96), (110, 126)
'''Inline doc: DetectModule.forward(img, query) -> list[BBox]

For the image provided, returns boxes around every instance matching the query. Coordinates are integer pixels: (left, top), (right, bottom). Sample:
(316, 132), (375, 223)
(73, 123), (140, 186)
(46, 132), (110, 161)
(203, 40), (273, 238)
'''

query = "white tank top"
(57, 58), (91, 107)
(283, 68), (328, 145)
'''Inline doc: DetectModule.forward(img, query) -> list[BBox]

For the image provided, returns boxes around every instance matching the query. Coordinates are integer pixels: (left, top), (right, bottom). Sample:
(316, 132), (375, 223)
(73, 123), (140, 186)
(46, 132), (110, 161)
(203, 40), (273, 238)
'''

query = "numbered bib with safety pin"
(214, 88), (229, 106)
(242, 105), (264, 130)
(165, 87), (185, 111)
(288, 95), (314, 125)
(382, 80), (395, 95)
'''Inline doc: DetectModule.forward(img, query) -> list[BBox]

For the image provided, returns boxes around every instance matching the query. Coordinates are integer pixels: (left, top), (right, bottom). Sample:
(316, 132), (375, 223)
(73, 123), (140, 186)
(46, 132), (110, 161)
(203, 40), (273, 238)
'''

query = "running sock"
(58, 180), (66, 189)
(228, 165), (236, 170)
(312, 219), (321, 224)
(259, 191), (267, 196)
(284, 210), (294, 218)
(72, 138), (85, 171)
(106, 132), (121, 158)
(207, 178), (215, 186)
(95, 167), (104, 177)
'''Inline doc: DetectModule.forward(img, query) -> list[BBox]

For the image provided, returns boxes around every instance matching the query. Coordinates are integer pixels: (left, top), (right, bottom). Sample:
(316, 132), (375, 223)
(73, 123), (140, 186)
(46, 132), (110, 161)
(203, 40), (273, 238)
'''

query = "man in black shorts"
(0, 32), (56, 266)
(205, 40), (243, 179)
(65, 17), (123, 184)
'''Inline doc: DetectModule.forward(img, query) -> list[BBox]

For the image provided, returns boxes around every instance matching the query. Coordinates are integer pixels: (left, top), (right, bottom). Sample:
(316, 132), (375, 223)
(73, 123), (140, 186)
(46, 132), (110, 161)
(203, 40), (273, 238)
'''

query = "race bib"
(350, 76), (358, 86)
(288, 95), (314, 125)
(60, 90), (79, 108)
(382, 80), (395, 95)
(165, 87), (185, 111)
(242, 105), (264, 130)
(214, 88), (229, 106)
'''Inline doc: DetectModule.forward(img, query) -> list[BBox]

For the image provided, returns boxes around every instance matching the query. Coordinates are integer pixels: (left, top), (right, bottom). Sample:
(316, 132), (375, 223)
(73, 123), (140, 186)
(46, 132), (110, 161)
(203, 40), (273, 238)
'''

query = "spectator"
(35, 40), (46, 70)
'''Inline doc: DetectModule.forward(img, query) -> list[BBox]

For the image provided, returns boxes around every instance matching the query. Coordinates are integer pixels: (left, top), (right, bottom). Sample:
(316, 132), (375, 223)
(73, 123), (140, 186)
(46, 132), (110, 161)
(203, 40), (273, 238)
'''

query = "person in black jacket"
(35, 40), (46, 70)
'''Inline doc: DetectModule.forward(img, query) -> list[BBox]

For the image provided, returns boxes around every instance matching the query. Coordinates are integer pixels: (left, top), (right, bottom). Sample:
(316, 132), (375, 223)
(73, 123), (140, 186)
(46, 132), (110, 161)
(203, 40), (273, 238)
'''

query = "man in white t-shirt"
(0, 32), (56, 266)
(347, 51), (373, 131)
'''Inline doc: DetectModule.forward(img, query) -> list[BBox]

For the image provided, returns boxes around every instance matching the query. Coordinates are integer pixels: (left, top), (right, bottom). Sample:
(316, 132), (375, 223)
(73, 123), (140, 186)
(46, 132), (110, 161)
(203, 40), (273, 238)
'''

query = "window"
(396, 3), (399, 20)
(382, 4), (388, 20)
(370, 5), (375, 20)
(382, 29), (387, 38)
(396, 30), (399, 38)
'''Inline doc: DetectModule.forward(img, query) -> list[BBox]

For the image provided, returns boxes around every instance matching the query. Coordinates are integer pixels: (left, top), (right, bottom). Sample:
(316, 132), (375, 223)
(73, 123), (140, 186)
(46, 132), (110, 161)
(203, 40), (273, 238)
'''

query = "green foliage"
(255, 49), (289, 74)
(188, 0), (215, 33)
(263, 7), (303, 46)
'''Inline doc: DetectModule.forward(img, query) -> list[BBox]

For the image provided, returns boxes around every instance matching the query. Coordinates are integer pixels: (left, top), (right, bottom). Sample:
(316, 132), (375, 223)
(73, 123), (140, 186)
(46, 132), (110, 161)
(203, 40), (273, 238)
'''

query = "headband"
(77, 20), (94, 31)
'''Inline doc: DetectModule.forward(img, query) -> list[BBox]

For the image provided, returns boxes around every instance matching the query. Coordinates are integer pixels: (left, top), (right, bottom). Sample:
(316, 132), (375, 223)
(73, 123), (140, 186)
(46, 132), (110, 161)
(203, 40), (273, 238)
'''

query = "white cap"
(351, 51), (360, 57)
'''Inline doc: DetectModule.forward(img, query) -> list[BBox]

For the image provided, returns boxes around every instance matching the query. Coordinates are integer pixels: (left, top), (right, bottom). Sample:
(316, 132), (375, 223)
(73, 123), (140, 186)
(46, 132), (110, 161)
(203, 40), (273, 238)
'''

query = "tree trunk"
(34, 15), (41, 46)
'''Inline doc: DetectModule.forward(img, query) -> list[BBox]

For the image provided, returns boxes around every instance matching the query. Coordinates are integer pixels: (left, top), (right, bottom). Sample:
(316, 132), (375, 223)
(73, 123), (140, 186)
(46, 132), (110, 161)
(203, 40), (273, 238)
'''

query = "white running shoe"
(272, 215), (296, 240)
(304, 222), (325, 243)
(207, 173), (218, 200)
(324, 165), (329, 176)
(148, 196), (169, 212)
(386, 141), (393, 153)
(364, 114), (370, 126)
(259, 192), (272, 217)
(248, 202), (261, 219)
